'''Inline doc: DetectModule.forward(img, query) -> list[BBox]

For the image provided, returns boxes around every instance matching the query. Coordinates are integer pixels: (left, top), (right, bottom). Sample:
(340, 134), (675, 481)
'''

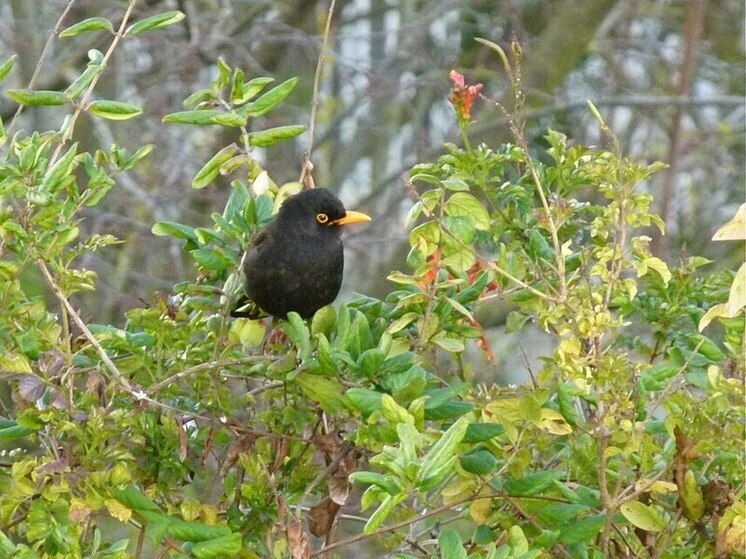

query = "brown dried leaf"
(308, 497), (340, 538)
(220, 433), (257, 476)
(85, 371), (106, 404)
(288, 520), (310, 559)
(200, 427), (215, 466)
(329, 467), (351, 506)
(314, 432), (341, 454)
(271, 437), (289, 472)
(703, 479), (734, 516)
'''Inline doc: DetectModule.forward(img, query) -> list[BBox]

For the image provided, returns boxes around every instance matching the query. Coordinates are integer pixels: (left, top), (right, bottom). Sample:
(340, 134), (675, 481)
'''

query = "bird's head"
(276, 188), (371, 235)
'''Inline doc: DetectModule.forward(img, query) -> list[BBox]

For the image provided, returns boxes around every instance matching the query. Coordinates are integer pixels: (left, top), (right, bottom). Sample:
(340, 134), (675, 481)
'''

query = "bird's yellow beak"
(333, 210), (371, 226)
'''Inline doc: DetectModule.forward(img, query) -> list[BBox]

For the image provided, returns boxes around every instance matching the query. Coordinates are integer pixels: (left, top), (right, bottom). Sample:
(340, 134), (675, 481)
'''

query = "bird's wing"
(231, 226), (274, 319)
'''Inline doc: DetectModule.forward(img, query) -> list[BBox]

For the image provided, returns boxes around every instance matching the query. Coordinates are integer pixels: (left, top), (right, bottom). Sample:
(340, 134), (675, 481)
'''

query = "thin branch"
(4, 0), (79, 140)
(149, 357), (280, 393)
(37, 258), (138, 394)
(51, 0), (139, 164)
(299, 0), (337, 186)
(652, 0), (710, 256)
(310, 491), (571, 557)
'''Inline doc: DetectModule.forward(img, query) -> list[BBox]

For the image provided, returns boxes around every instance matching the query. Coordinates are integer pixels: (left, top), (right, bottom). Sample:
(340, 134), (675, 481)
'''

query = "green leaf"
(7, 89), (67, 106)
(210, 112), (247, 128)
(619, 500), (668, 532)
(295, 373), (350, 413)
(442, 177), (470, 191)
(89, 100), (143, 120)
(190, 248), (233, 271)
(163, 110), (224, 125)
(504, 471), (562, 496)
(349, 471), (400, 494)
(311, 305), (336, 338)
(431, 333), (465, 353)
(386, 312), (419, 334)
(637, 256), (671, 285)
(0, 529), (15, 555)
(249, 125), (305, 148)
(381, 393), (415, 425)
(463, 423), (505, 443)
(127, 11), (185, 35)
(192, 145), (240, 189)
(364, 494), (394, 534)
(238, 77), (298, 117)
(15, 330), (40, 359)
(439, 529), (468, 559)
(151, 221), (197, 241)
(346, 388), (382, 415)
(191, 533), (242, 559)
(417, 416), (469, 483)
(679, 470), (705, 522)
(65, 64), (103, 99)
(505, 311), (529, 333)
(443, 192), (490, 230)
(460, 448), (499, 475)
(59, 17), (113, 37)
(285, 312), (312, 360)
(0, 422), (34, 440)
(557, 514), (604, 545)
(0, 55), (17, 85)
(115, 486), (161, 512)
(41, 142), (78, 193)
(168, 520), (231, 542)
(240, 76), (275, 103)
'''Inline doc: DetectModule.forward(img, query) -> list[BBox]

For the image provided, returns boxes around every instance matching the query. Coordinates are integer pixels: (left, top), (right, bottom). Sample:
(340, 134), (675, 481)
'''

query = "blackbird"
(231, 188), (371, 319)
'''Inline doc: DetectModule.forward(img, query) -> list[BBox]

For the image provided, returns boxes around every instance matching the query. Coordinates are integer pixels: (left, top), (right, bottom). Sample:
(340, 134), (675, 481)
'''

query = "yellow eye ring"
(316, 213), (329, 224)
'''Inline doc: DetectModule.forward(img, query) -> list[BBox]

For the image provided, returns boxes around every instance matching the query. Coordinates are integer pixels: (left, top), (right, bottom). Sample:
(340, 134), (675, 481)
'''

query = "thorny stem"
(50, 0), (139, 164)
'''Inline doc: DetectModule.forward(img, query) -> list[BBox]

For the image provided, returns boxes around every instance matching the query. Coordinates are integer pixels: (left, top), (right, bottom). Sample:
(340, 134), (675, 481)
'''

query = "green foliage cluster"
(0, 5), (744, 559)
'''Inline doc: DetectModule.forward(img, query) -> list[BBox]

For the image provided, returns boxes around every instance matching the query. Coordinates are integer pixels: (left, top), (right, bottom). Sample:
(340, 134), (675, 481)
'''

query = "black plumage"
(231, 188), (371, 319)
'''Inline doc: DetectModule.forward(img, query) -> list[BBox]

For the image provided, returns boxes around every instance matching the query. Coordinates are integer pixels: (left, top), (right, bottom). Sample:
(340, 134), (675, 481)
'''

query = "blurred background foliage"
(1, 0), (743, 327)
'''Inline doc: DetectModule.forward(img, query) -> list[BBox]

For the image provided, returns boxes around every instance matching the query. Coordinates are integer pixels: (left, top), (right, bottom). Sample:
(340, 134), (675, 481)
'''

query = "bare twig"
(4, 0), (79, 140)
(299, 0), (337, 186)
(51, 0), (139, 164)
(37, 258), (138, 394)
(149, 357), (280, 393)
(652, 0), (709, 256)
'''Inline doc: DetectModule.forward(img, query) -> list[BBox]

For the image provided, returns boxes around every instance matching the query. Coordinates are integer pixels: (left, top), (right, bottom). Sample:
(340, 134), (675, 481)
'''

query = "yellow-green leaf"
(163, 110), (223, 125)
(0, 55), (16, 85)
(713, 204), (746, 241)
(59, 17), (113, 38)
(443, 192), (490, 230)
(7, 89), (67, 106)
(127, 11), (185, 35)
(89, 100), (143, 120)
(192, 145), (239, 189)
(620, 500), (667, 532)
(726, 262), (746, 316)
(249, 125), (305, 148)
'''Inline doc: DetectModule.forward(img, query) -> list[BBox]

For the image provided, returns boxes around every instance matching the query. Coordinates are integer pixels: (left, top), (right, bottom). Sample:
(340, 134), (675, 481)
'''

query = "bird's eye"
(316, 213), (329, 224)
